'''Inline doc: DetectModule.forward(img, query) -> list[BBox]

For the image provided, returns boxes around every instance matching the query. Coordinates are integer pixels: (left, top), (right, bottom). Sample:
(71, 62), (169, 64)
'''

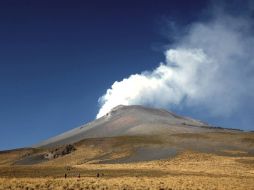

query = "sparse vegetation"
(0, 151), (254, 189)
(0, 132), (254, 190)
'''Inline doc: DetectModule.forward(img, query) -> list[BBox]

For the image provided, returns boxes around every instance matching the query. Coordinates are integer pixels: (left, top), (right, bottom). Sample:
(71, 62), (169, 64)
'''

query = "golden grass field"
(0, 150), (254, 190)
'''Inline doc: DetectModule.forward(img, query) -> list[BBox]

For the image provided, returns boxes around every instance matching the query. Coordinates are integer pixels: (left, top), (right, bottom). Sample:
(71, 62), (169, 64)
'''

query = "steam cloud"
(96, 10), (254, 119)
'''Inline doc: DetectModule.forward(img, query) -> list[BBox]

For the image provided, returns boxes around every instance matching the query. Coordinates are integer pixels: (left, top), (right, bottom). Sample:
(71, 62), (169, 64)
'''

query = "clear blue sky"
(0, 0), (253, 150)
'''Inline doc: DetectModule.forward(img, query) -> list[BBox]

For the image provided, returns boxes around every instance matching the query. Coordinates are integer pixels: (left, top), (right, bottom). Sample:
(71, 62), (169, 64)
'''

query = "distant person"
(65, 173), (67, 178)
(97, 173), (99, 177)
(78, 173), (80, 178)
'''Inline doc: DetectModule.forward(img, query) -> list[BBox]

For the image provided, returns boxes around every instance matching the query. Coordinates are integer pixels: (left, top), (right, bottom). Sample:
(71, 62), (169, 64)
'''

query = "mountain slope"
(35, 105), (215, 148)
(1, 105), (253, 166)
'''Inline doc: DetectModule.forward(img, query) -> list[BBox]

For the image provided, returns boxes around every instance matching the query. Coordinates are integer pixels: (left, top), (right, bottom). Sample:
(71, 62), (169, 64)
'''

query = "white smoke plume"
(96, 11), (254, 119)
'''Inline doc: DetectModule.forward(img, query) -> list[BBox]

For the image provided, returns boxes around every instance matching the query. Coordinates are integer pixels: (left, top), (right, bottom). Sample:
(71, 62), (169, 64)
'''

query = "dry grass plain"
(0, 151), (254, 190)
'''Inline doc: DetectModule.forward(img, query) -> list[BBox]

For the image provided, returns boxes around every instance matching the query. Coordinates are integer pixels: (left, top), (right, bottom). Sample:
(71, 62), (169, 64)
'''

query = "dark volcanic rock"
(14, 144), (76, 165)
(44, 144), (76, 159)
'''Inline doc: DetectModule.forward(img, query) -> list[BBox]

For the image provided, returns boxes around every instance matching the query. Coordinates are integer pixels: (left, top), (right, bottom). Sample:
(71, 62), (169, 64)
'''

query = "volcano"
(1, 105), (253, 166)
(35, 105), (213, 148)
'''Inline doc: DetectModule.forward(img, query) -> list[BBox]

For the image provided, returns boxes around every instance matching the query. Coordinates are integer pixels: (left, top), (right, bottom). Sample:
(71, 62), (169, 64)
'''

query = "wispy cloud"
(97, 4), (254, 119)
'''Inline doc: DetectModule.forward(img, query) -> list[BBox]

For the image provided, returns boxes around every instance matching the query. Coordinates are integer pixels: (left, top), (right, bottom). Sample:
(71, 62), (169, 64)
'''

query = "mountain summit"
(35, 105), (209, 148)
(36, 105), (232, 148)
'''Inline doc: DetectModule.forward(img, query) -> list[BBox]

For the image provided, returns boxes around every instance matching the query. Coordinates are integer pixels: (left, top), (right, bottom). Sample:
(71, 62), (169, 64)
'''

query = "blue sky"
(0, 0), (253, 150)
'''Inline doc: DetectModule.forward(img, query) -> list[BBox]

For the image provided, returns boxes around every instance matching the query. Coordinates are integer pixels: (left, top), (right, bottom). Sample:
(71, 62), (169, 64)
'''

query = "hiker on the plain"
(65, 173), (67, 178)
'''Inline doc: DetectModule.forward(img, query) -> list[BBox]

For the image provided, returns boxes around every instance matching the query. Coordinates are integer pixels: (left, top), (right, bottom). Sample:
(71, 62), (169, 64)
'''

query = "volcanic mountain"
(1, 105), (253, 166)
(35, 105), (212, 148)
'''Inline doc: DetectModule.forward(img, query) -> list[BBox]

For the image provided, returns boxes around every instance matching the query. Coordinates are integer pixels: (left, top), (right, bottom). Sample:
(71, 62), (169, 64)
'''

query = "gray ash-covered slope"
(35, 105), (228, 148)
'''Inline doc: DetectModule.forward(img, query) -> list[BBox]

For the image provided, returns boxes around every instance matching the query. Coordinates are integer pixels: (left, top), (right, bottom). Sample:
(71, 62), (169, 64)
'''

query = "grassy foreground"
(0, 176), (253, 190)
(0, 151), (253, 190)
